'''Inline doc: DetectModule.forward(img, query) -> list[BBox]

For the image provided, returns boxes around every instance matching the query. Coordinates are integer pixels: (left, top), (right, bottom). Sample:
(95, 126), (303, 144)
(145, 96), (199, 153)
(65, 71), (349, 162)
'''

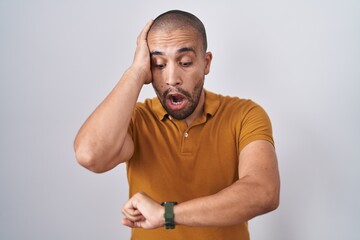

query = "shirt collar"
(151, 89), (220, 121)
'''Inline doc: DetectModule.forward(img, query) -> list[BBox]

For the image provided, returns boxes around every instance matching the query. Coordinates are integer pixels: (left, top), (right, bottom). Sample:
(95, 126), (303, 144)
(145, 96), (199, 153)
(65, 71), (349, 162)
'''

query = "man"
(74, 10), (280, 240)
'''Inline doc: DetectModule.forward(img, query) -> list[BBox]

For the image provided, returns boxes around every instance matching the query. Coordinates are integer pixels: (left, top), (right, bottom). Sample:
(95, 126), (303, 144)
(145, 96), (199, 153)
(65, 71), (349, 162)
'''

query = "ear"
(204, 52), (213, 75)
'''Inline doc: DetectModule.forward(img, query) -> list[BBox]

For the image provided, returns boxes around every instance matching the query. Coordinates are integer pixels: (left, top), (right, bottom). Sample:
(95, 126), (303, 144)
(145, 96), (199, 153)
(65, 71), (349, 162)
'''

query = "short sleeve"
(238, 102), (274, 151)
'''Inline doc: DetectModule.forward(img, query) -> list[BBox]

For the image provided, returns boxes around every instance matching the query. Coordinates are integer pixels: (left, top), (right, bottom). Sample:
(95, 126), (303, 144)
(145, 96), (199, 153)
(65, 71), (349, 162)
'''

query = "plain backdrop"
(1, 0), (359, 239)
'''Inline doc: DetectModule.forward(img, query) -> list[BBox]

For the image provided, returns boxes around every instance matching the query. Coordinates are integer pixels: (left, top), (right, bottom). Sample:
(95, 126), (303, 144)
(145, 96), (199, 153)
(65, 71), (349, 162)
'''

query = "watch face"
(161, 202), (178, 206)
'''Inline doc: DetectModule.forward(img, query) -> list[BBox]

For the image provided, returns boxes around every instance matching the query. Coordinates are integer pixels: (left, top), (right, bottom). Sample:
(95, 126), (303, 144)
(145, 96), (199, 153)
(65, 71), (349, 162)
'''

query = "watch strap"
(161, 202), (177, 229)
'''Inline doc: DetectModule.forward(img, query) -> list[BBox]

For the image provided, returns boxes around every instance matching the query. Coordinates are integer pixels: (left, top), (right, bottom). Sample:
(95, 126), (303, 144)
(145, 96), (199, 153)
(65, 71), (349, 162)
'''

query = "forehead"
(147, 28), (201, 54)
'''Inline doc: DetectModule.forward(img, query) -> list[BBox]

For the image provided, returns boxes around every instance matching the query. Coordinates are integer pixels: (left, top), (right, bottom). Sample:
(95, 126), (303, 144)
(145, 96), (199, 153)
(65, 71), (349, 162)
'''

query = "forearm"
(74, 67), (144, 172)
(74, 20), (153, 173)
(174, 178), (279, 227)
(122, 178), (279, 229)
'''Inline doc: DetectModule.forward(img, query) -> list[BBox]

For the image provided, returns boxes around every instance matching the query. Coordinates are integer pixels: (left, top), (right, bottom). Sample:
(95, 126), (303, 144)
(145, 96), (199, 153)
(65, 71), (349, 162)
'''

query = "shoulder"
(205, 91), (274, 152)
(134, 97), (156, 111)
(134, 97), (161, 117)
(131, 97), (168, 127)
(210, 91), (272, 130)
(214, 92), (265, 118)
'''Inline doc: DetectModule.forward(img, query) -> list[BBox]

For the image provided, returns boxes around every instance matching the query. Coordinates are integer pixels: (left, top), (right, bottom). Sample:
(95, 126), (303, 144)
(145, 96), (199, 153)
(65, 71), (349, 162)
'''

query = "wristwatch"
(161, 202), (178, 229)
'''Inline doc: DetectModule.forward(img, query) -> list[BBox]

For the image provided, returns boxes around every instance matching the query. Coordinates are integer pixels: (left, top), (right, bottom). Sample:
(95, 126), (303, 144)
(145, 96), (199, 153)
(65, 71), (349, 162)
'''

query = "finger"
(122, 200), (138, 214)
(133, 220), (145, 228)
(121, 218), (135, 228)
(122, 207), (140, 216)
(137, 19), (154, 44)
(123, 214), (145, 223)
(132, 209), (142, 215)
(122, 209), (145, 222)
(121, 217), (146, 228)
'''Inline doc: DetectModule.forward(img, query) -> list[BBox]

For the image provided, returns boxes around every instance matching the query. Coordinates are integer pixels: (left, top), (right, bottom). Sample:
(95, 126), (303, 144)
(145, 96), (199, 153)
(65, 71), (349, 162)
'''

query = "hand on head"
(130, 20), (154, 85)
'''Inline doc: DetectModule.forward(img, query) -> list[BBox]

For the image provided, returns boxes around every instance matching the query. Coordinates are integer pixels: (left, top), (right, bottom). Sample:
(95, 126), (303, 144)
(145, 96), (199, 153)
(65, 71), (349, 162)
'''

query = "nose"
(165, 63), (182, 86)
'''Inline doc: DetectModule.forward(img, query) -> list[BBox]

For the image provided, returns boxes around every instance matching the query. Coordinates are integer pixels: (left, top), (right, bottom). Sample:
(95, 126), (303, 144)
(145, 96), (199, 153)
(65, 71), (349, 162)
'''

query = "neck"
(184, 90), (205, 126)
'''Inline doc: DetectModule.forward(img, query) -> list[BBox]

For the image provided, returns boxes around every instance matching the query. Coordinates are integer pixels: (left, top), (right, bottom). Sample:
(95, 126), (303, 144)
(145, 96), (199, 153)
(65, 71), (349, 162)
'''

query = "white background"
(1, 0), (359, 239)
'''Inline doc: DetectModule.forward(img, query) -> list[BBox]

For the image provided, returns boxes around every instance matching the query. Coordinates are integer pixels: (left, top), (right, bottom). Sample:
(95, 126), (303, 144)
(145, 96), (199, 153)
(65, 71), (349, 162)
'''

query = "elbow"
(267, 192), (280, 212)
(74, 147), (107, 174)
(263, 184), (280, 213)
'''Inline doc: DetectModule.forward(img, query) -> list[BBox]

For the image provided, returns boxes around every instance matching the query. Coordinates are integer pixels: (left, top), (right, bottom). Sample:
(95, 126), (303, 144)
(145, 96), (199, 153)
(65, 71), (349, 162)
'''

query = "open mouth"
(169, 94), (185, 105)
(166, 92), (188, 109)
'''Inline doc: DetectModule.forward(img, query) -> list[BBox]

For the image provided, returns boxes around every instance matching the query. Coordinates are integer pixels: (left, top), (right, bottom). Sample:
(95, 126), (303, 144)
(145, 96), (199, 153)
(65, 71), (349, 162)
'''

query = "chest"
(130, 117), (240, 195)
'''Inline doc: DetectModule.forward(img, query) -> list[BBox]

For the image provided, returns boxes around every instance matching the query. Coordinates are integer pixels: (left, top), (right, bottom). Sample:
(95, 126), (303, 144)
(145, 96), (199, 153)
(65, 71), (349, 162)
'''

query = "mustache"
(163, 87), (191, 99)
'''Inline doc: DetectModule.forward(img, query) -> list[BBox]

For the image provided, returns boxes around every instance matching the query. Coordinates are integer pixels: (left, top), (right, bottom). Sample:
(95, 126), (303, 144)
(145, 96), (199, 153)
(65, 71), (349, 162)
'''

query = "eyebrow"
(150, 47), (196, 56)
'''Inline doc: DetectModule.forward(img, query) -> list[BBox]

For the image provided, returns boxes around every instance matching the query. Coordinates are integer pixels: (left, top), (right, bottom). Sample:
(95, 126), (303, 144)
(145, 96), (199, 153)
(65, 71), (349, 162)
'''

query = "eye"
(153, 63), (166, 69)
(157, 64), (166, 68)
(151, 57), (167, 70)
(180, 62), (192, 67)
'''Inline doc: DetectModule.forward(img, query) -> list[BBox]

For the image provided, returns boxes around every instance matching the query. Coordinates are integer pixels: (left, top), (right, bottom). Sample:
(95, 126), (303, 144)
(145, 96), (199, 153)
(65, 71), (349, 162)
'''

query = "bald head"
(149, 10), (208, 52)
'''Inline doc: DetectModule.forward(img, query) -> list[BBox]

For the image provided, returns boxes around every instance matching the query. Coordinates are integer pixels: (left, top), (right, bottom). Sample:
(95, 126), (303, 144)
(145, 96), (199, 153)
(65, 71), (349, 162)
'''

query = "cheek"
(151, 77), (165, 92)
(151, 69), (166, 82)
(186, 69), (204, 83)
(151, 71), (160, 83)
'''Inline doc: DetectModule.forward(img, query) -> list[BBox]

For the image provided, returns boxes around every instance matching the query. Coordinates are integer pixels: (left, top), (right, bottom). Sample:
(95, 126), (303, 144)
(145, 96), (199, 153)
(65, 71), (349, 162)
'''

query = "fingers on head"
(137, 20), (153, 44)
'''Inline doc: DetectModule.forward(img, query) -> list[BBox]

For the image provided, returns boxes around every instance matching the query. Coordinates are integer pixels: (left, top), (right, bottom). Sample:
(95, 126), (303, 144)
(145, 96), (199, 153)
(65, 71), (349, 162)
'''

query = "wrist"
(127, 66), (151, 85)
(158, 204), (165, 227)
(161, 202), (178, 229)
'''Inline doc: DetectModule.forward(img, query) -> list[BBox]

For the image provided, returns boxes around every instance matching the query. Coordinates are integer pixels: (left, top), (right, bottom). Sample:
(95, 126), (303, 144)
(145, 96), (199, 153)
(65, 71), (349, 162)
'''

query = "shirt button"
(184, 132), (189, 138)
(168, 115), (172, 120)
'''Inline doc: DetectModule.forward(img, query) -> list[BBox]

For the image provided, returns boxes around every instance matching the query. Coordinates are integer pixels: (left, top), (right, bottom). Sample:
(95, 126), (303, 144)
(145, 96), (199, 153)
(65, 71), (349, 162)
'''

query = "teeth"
(171, 99), (182, 105)
(169, 95), (184, 105)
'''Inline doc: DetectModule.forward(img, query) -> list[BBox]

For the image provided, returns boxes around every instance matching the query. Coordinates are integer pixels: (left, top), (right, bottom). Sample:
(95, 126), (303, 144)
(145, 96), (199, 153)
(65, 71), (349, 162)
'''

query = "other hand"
(121, 192), (164, 229)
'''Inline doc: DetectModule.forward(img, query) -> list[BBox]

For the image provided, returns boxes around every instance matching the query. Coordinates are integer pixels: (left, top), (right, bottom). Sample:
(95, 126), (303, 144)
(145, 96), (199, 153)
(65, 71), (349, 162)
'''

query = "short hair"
(149, 10), (208, 52)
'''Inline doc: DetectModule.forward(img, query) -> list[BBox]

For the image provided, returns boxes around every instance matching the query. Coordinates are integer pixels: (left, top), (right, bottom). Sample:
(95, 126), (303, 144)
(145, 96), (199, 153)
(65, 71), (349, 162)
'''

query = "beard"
(154, 80), (204, 120)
